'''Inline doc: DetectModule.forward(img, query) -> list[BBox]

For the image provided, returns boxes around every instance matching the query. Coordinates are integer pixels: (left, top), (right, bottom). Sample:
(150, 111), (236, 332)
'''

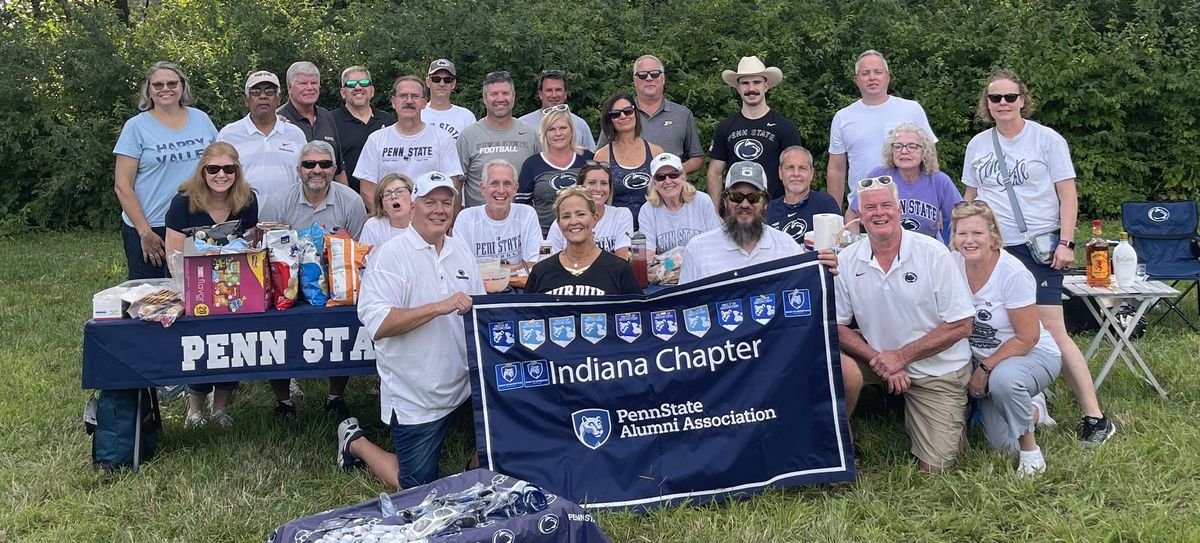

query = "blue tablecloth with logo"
(466, 254), (855, 511)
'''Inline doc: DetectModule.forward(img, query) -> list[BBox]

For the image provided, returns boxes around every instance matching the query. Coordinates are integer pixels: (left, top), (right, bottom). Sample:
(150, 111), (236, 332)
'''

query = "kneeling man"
(836, 176), (973, 473)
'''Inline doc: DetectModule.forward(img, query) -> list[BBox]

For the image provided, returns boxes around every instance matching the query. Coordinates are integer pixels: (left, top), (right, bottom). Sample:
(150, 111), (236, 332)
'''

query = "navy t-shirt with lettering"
(525, 250), (642, 296)
(709, 110), (803, 197)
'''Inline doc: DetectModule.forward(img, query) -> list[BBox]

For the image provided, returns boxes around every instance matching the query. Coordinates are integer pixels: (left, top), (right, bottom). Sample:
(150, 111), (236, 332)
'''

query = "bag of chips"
(265, 229), (301, 310)
(297, 225), (329, 306)
(325, 232), (373, 307)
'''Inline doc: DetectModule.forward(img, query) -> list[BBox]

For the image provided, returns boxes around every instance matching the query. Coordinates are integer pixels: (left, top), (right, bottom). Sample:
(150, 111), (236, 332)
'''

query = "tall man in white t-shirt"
(517, 69), (596, 151)
(457, 71), (540, 209)
(216, 70), (308, 198)
(337, 171), (484, 489)
(835, 178), (974, 473)
(827, 50), (936, 208)
(421, 59), (477, 140)
(354, 76), (462, 212)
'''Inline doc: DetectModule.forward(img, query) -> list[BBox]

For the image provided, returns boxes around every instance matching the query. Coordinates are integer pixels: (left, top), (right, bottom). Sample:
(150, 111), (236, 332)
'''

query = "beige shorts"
(859, 361), (970, 469)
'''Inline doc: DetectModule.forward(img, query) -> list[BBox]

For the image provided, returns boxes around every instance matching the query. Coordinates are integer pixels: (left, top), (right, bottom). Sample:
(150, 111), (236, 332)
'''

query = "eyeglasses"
(987, 93), (1022, 104)
(654, 171), (683, 182)
(891, 142), (923, 152)
(541, 104), (570, 114)
(428, 75), (455, 84)
(635, 70), (663, 80)
(150, 80), (181, 90)
(953, 199), (990, 209)
(300, 159), (335, 169)
(394, 93), (423, 101)
(485, 70), (511, 83)
(726, 191), (766, 204)
(204, 164), (238, 175)
(247, 87), (279, 97)
(380, 187), (411, 200)
(607, 106), (636, 119)
(342, 79), (371, 88)
(857, 175), (894, 189)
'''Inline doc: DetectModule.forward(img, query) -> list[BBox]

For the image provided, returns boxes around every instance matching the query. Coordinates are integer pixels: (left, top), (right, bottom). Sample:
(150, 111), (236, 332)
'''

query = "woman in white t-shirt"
(360, 173), (413, 268)
(548, 161), (632, 258)
(951, 200), (1061, 475)
(637, 153), (720, 260)
(961, 69), (1114, 447)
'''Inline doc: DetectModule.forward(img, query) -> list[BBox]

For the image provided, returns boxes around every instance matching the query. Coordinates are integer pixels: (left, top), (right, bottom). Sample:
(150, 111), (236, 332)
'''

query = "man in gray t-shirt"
(456, 71), (540, 208)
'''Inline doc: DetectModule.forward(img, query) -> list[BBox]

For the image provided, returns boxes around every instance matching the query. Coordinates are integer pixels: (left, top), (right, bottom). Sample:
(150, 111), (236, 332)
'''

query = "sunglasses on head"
(654, 171), (683, 182)
(204, 164), (238, 175)
(540, 69), (566, 78)
(856, 175), (894, 189)
(726, 191), (766, 204)
(987, 93), (1021, 104)
(541, 104), (570, 114)
(583, 159), (610, 171)
(485, 70), (511, 83)
(607, 106), (636, 119)
(300, 159), (335, 169)
(635, 70), (663, 80)
(428, 75), (455, 84)
(953, 199), (990, 209)
(343, 79), (372, 88)
(248, 87), (279, 97)
(151, 80), (180, 90)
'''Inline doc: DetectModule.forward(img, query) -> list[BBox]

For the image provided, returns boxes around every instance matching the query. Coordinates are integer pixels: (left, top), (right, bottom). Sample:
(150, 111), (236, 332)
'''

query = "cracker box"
(183, 249), (270, 316)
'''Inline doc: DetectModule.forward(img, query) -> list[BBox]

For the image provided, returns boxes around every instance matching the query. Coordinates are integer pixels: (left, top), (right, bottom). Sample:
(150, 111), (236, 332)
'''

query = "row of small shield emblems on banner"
(487, 289), (813, 354)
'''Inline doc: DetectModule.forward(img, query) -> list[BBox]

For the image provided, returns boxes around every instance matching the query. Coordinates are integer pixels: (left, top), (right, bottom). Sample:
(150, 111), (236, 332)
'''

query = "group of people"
(113, 50), (1114, 489)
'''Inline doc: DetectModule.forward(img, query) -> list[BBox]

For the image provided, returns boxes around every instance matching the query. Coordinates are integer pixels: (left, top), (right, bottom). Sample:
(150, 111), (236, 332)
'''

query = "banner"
(466, 254), (854, 511)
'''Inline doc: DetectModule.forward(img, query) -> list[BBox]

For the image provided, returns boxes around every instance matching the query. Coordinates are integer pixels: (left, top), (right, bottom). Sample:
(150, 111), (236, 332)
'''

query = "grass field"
(1, 231), (1198, 542)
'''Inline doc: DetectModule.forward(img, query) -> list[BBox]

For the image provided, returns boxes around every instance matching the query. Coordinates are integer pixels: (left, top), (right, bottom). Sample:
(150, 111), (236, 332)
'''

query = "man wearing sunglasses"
(332, 66), (395, 195)
(596, 55), (704, 175)
(457, 71), (540, 209)
(827, 50), (937, 209)
(707, 56), (804, 208)
(277, 61), (349, 186)
(518, 69), (596, 151)
(259, 140), (368, 421)
(421, 59), (477, 140)
(216, 70), (308, 198)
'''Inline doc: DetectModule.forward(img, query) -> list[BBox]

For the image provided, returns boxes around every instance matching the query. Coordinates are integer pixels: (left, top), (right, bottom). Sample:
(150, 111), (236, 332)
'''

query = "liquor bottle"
(1112, 231), (1138, 288)
(1085, 219), (1111, 288)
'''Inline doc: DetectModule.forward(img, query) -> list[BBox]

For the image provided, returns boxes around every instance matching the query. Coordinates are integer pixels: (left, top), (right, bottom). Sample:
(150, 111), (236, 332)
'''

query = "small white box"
(91, 279), (172, 320)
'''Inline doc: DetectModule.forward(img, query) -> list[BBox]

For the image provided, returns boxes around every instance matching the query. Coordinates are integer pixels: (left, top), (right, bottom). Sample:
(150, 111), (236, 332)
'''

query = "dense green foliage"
(3, 0), (1198, 230)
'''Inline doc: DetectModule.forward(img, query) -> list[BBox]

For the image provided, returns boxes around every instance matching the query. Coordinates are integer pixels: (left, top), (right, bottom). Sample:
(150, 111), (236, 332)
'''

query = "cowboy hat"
(721, 56), (784, 88)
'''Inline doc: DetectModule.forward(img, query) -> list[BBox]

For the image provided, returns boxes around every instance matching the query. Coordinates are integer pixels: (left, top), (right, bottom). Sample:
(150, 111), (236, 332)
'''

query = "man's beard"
(723, 213), (763, 247)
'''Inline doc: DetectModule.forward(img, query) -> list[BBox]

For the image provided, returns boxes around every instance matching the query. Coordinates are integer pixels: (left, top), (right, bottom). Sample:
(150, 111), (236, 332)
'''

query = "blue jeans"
(390, 410), (457, 488)
(121, 223), (168, 280)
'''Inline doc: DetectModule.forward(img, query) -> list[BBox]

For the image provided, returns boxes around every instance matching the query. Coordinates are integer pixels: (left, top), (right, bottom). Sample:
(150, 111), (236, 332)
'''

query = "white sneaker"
(211, 410), (233, 428)
(1032, 393), (1057, 428)
(1017, 454), (1047, 476)
(289, 379), (304, 398)
(184, 411), (206, 429)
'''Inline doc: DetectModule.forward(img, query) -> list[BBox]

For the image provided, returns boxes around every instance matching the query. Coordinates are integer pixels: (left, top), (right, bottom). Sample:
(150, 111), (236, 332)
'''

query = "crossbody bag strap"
(991, 128), (1029, 234)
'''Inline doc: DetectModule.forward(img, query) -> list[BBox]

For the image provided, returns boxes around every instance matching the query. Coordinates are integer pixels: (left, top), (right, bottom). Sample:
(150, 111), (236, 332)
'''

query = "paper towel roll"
(812, 213), (843, 250)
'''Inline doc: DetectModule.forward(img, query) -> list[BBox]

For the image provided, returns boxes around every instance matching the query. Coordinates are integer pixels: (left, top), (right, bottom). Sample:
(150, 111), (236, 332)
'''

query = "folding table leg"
(133, 388), (143, 472)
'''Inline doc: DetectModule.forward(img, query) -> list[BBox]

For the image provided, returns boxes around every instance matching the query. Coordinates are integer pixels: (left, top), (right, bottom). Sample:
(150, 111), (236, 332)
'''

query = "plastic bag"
(649, 246), (685, 285)
(265, 229), (301, 310)
(127, 289), (184, 328)
(325, 232), (373, 307)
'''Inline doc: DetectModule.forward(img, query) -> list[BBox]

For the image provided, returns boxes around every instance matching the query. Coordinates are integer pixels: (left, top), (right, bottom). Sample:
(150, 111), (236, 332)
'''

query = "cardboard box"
(92, 279), (172, 320)
(183, 249), (270, 316)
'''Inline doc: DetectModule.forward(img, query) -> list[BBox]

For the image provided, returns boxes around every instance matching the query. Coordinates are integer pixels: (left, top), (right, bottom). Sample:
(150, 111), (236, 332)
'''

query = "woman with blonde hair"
(517, 105), (593, 234)
(360, 172), (414, 256)
(547, 161), (632, 259)
(637, 153), (719, 261)
(526, 187), (641, 296)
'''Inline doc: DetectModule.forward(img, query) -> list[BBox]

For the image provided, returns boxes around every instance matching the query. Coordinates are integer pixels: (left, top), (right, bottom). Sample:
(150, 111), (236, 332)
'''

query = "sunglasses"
(541, 104), (570, 114)
(343, 79), (372, 88)
(891, 142), (923, 152)
(428, 75), (455, 84)
(654, 171), (683, 182)
(635, 70), (663, 80)
(583, 159), (611, 171)
(953, 199), (990, 209)
(300, 160), (335, 169)
(150, 80), (180, 90)
(857, 175), (894, 189)
(987, 93), (1022, 104)
(204, 164), (238, 175)
(607, 106), (636, 119)
(247, 87), (279, 97)
(727, 191), (766, 205)
(380, 187), (411, 200)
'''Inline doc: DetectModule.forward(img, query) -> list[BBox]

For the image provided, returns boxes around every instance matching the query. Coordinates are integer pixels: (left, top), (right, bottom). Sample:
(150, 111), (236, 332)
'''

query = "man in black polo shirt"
(278, 60), (348, 185)
(332, 65), (395, 196)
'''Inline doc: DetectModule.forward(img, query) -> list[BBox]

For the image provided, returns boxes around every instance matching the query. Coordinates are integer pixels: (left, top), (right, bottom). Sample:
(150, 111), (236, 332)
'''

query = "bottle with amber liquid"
(1085, 219), (1111, 288)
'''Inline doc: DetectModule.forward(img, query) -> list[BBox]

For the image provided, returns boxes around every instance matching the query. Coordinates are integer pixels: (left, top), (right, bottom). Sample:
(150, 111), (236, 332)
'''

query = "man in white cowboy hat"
(706, 55), (804, 208)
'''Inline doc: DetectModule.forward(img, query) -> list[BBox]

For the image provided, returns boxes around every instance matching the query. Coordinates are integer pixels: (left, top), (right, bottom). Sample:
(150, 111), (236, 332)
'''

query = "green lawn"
(1, 231), (1198, 542)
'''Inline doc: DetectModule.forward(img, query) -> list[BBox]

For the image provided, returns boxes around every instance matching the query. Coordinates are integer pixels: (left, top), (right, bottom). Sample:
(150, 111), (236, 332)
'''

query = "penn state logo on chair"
(571, 408), (612, 450)
(1148, 206), (1170, 222)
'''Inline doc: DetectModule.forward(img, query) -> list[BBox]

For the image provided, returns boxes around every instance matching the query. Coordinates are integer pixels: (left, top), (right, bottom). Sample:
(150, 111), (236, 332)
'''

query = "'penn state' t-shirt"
(709, 110), (803, 198)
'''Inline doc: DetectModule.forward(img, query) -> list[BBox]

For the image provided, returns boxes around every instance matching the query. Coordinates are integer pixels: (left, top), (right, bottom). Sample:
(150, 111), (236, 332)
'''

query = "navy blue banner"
(466, 254), (854, 510)
(82, 305), (377, 390)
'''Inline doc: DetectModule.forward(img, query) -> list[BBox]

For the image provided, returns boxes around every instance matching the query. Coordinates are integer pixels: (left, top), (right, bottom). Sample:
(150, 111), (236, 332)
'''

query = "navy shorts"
(390, 409), (458, 488)
(1005, 244), (1063, 305)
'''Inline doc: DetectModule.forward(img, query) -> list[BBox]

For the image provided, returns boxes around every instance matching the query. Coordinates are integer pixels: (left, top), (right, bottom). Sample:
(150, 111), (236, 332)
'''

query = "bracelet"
(979, 363), (992, 375)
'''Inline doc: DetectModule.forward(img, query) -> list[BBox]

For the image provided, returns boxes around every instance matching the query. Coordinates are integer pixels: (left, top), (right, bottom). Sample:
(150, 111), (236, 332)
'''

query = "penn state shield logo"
(524, 359), (549, 387)
(549, 316), (576, 347)
(581, 313), (607, 344)
(683, 305), (711, 338)
(519, 319), (546, 350)
(615, 312), (642, 343)
(495, 363), (524, 391)
(571, 408), (612, 450)
(651, 309), (678, 341)
(717, 299), (744, 331)
(734, 139), (764, 160)
(783, 289), (812, 317)
(751, 293), (776, 324)
(622, 172), (652, 191)
(488, 321), (516, 353)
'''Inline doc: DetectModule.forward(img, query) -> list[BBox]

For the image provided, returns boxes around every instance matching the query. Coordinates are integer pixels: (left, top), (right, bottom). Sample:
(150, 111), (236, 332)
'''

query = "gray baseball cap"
(724, 161), (768, 192)
(427, 59), (457, 76)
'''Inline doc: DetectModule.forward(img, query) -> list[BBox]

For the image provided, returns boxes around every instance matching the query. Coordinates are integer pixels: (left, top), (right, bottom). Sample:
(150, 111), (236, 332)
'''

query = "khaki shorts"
(859, 361), (970, 469)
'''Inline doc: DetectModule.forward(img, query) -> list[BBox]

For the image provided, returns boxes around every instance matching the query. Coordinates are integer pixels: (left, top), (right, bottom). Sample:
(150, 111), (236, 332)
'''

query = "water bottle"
(630, 231), (649, 288)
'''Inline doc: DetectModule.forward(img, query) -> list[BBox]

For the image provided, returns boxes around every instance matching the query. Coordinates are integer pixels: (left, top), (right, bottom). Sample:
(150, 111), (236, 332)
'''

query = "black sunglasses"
(342, 79), (372, 88)
(300, 160), (335, 169)
(606, 106), (636, 119)
(653, 171), (683, 182)
(953, 199), (990, 209)
(635, 70), (663, 80)
(429, 75), (455, 84)
(204, 164), (238, 175)
(987, 93), (1022, 104)
(248, 87), (279, 97)
(726, 191), (767, 205)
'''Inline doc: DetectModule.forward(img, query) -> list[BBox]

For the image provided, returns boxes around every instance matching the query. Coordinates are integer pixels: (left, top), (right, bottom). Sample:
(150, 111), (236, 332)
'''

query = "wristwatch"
(1059, 239), (1076, 249)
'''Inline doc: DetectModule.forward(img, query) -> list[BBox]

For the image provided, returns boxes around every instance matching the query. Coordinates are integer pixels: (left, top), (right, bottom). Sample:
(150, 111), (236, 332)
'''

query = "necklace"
(563, 246), (598, 275)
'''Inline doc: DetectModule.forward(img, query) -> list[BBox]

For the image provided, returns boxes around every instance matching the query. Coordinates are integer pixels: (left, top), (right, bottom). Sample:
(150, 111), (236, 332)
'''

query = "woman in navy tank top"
(592, 91), (664, 227)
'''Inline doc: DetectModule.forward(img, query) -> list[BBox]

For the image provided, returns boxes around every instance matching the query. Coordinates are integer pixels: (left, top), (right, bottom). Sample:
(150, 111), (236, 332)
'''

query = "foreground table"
(1062, 275), (1179, 399)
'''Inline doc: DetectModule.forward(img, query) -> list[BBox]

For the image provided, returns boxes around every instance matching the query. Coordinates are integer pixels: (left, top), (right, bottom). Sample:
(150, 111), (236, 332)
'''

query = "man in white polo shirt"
(336, 170), (484, 489)
(835, 176), (974, 473)
(216, 70), (308, 197)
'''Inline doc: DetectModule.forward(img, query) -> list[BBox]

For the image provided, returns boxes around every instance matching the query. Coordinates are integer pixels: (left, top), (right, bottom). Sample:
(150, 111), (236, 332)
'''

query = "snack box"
(92, 278), (173, 320)
(183, 249), (270, 317)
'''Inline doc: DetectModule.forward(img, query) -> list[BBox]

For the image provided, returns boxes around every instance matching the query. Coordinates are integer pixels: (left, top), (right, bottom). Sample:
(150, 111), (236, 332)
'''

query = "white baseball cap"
(650, 153), (684, 175)
(412, 171), (458, 197)
(244, 70), (280, 94)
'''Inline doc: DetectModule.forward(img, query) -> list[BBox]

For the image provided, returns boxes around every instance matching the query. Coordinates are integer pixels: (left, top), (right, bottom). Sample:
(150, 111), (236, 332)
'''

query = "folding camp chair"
(1121, 200), (1200, 332)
